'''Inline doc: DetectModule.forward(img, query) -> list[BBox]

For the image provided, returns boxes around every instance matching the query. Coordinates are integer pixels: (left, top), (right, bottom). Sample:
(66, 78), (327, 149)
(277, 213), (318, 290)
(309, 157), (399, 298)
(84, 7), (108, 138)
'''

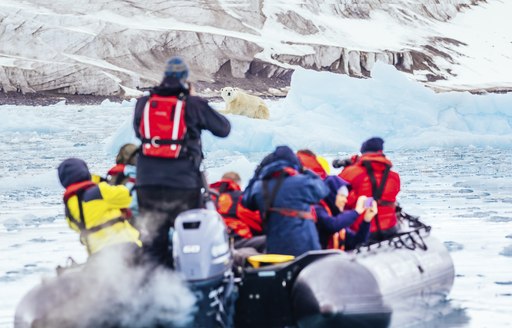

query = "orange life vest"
(314, 199), (346, 251)
(139, 95), (187, 158)
(63, 180), (97, 203)
(296, 151), (327, 179)
(210, 179), (263, 239)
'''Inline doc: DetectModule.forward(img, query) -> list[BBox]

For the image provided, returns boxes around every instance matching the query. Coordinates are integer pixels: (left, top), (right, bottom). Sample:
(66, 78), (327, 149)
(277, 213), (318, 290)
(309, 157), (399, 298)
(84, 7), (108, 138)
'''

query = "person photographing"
(337, 137), (401, 241)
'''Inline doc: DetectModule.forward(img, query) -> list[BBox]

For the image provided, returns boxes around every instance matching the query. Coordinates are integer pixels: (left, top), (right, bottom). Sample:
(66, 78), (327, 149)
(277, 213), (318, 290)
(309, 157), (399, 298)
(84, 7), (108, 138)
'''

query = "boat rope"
(355, 209), (432, 253)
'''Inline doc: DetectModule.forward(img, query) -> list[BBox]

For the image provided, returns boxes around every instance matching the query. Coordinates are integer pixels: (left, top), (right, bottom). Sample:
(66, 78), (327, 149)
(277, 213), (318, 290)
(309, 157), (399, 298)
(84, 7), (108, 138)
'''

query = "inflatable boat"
(15, 209), (454, 328)
(235, 234), (454, 327)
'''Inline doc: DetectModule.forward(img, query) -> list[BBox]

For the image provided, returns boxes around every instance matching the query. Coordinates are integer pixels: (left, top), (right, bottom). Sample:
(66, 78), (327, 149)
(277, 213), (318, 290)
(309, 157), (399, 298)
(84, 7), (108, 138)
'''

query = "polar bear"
(219, 87), (270, 120)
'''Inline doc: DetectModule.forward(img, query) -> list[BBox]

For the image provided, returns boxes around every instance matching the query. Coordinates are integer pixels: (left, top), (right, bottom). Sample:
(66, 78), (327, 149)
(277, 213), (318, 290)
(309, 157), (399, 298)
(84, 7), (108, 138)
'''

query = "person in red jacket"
(209, 172), (265, 252)
(338, 137), (401, 241)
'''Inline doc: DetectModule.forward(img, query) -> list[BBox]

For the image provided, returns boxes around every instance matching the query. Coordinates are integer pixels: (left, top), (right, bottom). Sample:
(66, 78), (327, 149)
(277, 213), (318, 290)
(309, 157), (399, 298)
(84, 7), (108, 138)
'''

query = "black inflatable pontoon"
(235, 231), (454, 328)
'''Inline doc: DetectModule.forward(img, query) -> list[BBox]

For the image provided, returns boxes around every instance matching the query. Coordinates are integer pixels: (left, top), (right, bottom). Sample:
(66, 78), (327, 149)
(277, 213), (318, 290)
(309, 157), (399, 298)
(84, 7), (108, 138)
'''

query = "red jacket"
(209, 179), (262, 239)
(339, 152), (400, 233)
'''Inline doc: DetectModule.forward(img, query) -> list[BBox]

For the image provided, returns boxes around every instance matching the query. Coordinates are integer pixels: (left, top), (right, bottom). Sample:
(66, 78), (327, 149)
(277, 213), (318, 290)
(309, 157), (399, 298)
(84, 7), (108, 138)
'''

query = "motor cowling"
(173, 208), (236, 328)
(173, 208), (232, 281)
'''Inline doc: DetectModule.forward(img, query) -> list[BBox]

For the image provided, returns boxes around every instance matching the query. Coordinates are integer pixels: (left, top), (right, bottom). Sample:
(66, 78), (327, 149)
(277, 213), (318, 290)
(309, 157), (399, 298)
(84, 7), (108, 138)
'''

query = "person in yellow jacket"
(57, 158), (142, 262)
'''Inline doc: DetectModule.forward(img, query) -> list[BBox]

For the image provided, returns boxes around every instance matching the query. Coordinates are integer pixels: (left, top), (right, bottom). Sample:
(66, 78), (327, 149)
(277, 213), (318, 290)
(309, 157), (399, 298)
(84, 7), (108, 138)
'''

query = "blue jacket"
(242, 147), (329, 257)
(133, 78), (231, 188)
(315, 175), (370, 250)
(314, 205), (370, 250)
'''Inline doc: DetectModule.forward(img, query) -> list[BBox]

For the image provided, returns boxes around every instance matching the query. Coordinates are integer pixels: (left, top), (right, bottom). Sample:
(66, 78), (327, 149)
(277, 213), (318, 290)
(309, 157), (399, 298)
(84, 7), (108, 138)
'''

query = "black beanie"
(360, 137), (384, 153)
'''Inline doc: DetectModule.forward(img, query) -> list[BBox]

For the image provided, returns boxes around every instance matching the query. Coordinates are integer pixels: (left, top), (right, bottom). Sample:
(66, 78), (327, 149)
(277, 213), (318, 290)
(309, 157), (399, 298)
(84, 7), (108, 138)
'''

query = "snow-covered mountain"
(0, 0), (511, 96)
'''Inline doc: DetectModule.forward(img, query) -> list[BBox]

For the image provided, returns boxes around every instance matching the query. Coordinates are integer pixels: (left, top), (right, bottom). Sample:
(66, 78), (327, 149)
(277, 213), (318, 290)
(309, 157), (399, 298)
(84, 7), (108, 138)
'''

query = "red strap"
(268, 207), (316, 221)
(271, 167), (299, 178)
(318, 200), (332, 216)
(63, 181), (96, 201)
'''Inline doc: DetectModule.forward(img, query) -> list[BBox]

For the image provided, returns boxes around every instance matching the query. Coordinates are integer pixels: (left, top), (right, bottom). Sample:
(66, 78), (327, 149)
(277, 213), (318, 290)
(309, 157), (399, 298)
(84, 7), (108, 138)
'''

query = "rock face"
(0, 0), (490, 96)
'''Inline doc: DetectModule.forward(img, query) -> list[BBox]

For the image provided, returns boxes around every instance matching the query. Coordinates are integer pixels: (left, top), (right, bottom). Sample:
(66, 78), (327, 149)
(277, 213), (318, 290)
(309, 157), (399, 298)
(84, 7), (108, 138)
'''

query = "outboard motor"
(173, 208), (236, 328)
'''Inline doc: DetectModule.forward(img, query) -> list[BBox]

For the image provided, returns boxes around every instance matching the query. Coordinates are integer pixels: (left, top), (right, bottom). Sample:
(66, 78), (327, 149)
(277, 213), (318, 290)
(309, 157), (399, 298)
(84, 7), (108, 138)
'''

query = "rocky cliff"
(0, 0), (496, 97)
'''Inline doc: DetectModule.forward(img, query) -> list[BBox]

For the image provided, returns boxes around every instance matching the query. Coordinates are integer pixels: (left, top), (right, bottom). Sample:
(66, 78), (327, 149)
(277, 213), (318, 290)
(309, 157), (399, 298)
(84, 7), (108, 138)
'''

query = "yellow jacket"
(64, 181), (142, 254)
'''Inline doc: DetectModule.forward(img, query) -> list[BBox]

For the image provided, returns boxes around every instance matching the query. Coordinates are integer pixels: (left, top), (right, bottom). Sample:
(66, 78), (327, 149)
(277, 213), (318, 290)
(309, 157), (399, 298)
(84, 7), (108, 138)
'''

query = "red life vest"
(339, 153), (400, 234)
(139, 94), (187, 158)
(107, 164), (136, 185)
(107, 164), (125, 177)
(296, 151), (327, 179)
(217, 192), (241, 218)
(223, 218), (253, 239)
(210, 179), (241, 193)
(64, 181), (127, 232)
(63, 180), (97, 203)
(210, 179), (263, 239)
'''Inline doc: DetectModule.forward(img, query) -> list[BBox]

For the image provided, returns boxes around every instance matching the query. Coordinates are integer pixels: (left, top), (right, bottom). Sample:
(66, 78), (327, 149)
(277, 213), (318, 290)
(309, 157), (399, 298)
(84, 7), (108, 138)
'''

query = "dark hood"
(58, 158), (91, 187)
(245, 145), (301, 190)
(257, 146), (302, 179)
(323, 175), (350, 214)
(260, 146), (300, 171)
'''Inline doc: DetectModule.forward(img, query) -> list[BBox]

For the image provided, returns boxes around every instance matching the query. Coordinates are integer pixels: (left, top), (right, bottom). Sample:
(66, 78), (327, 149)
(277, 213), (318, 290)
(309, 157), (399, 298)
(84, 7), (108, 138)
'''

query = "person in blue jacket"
(314, 175), (377, 250)
(242, 145), (329, 257)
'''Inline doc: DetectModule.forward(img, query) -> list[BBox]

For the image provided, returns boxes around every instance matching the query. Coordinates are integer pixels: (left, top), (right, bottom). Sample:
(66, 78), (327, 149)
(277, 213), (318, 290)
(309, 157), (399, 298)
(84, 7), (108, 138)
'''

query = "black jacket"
(133, 78), (230, 188)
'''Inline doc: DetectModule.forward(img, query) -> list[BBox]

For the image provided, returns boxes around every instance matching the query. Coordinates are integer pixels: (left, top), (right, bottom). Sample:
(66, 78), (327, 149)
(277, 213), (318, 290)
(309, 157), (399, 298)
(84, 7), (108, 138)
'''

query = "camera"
(332, 158), (353, 168)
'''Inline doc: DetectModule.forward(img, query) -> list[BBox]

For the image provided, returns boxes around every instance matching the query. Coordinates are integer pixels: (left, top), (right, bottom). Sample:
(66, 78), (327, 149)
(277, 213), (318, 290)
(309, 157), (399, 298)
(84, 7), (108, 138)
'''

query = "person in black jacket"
(132, 56), (231, 266)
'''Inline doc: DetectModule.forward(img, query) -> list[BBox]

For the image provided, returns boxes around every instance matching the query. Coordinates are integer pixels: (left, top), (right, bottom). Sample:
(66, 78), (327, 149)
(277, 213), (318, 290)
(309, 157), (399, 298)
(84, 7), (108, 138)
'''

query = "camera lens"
(332, 158), (352, 168)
